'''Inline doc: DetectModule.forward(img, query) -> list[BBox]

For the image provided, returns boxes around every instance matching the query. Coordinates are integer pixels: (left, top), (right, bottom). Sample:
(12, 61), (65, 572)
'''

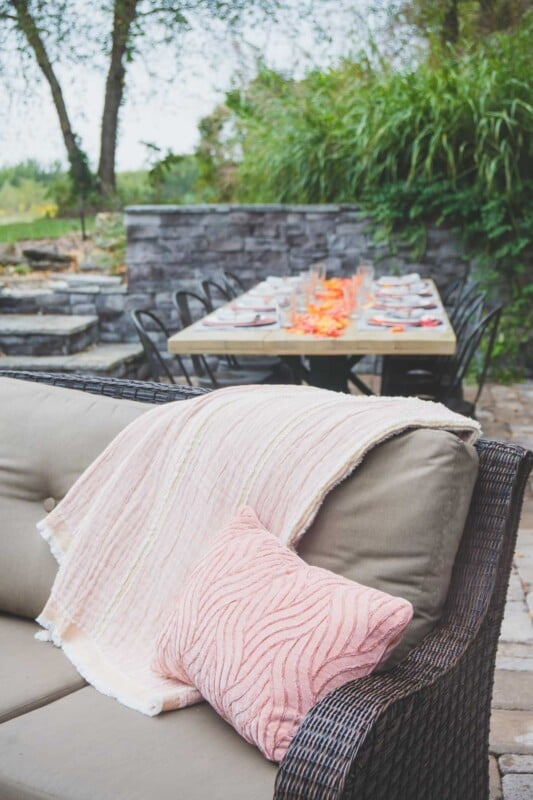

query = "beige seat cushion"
(0, 377), (149, 619)
(299, 428), (479, 666)
(0, 614), (85, 723)
(0, 687), (277, 800)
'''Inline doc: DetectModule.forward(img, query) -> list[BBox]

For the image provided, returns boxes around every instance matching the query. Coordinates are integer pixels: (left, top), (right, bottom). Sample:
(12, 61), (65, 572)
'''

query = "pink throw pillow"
(154, 507), (413, 762)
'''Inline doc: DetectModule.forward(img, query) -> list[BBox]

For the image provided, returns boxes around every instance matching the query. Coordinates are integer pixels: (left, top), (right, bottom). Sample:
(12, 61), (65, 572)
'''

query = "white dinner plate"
(376, 273), (421, 286)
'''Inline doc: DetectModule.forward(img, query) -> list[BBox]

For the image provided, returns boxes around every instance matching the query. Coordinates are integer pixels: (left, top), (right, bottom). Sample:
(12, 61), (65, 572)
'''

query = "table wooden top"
(168, 279), (456, 357)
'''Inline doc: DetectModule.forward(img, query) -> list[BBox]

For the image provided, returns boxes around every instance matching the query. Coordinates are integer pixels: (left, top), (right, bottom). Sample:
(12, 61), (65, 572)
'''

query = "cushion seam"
(0, 774), (62, 800)
(0, 683), (86, 725)
(423, 436), (462, 610)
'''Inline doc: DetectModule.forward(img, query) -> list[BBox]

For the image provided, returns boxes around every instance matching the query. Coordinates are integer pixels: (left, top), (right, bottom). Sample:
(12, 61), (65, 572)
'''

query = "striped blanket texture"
(36, 384), (481, 715)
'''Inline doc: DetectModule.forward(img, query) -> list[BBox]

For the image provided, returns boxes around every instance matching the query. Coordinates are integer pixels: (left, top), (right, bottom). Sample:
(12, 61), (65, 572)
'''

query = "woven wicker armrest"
(0, 370), (207, 404)
(276, 439), (533, 800)
(275, 618), (491, 799)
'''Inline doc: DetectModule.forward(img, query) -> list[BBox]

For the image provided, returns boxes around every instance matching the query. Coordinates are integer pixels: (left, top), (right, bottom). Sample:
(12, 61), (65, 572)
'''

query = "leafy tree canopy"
(0, 0), (285, 205)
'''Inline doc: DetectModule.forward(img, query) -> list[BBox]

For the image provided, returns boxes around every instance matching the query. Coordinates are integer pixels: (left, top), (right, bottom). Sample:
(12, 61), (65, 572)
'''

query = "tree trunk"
(478, 0), (495, 33)
(98, 0), (139, 196)
(10, 0), (90, 191)
(441, 0), (460, 46)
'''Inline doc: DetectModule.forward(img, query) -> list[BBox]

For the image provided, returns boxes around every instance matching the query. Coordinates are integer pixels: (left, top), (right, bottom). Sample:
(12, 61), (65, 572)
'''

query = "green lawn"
(0, 216), (94, 243)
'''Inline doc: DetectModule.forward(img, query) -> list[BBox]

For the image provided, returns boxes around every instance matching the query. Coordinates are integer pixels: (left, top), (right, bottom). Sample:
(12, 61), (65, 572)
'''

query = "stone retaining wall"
(125, 204), (470, 330)
(0, 205), (471, 349)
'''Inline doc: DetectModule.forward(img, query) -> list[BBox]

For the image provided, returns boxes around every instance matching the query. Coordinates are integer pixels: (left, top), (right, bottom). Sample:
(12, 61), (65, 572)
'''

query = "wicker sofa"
(0, 370), (531, 800)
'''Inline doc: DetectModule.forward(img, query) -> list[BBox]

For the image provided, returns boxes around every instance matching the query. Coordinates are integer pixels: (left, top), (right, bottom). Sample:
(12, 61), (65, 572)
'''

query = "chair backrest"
(173, 290), (219, 388)
(131, 309), (192, 386)
(448, 281), (481, 326)
(453, 291), (486, 342)
(222, 270), (247, 295)
(441, 274), (468, 307)
(446, 305), (502, 402)
(201, 278), (234, 311)
(424, 292), (486, 387)
(201, 278), (242, 369)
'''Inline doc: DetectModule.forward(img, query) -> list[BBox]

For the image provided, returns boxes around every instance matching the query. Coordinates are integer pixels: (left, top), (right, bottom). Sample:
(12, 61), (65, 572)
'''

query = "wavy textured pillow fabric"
(154, 507), (413, 762)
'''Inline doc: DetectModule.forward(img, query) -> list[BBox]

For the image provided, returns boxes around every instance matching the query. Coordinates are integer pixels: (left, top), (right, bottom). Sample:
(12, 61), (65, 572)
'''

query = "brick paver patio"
(467, 382), (533, 799)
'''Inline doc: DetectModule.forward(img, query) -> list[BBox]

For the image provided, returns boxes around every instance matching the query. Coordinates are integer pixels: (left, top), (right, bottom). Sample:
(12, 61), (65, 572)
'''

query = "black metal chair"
(131, 309), (192, 386)
(441, 274), (468, 307)
(440, 304), (502, 415)
(201, 278), (235, 311)
(448, 281), (482, 328)
(200, 279), (289, 378)
(453, 290), (486, 343)
(222, 270), (248, 295)
(200, 279), (242, 370)
(173, 290), (279, 389)
(380, 284), (486, 400)
(381, 305), (503, 417)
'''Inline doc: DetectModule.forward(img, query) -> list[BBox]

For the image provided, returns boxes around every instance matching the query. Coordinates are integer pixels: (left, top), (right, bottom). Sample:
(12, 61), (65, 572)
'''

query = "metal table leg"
(307, 356), (350, 393)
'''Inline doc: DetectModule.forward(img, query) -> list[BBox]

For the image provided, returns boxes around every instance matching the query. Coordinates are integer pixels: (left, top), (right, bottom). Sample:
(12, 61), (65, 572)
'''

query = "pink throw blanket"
(37, 385), (480, 715)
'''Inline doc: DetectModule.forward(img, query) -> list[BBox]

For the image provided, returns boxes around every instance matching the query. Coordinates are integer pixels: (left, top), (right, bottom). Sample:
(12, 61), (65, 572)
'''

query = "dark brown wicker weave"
(0, 370), (206, 404)
(3, 370), (532, 800)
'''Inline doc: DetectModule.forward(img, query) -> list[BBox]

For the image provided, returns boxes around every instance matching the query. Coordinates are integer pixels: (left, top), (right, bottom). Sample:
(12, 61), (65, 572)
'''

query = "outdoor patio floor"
(467, 381), (533, 800)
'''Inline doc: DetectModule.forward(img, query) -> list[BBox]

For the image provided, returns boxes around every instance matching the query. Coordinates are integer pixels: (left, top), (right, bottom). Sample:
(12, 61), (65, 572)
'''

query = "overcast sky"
(0, 4), (373, 172)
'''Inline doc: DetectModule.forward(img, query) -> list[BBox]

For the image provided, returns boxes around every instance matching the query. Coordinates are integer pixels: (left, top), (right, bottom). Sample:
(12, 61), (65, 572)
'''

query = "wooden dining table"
(167, 279), (456, 392)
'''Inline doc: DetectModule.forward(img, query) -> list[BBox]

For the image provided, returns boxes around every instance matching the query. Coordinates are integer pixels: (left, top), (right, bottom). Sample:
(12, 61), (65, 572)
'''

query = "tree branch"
(8, 0), (90, 189)
(441, 0), (459, 45)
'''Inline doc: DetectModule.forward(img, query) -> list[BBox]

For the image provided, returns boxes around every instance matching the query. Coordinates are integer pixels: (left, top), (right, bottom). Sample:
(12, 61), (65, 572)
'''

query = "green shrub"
(226, 18), (533, 377)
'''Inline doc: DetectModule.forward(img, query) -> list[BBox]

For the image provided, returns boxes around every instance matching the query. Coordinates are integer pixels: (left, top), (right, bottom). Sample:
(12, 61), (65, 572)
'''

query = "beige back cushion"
(0, 378), (149, 618)
(300, 428), (479, 667)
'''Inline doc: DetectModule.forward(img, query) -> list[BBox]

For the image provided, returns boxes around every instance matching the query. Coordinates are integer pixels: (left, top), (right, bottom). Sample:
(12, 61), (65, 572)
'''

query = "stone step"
(0, 284), (129, 321)
(0, 288), (55, 314)
(0, 314), (98, 356)
(0, 343), (145, 378)
(49, 273), (123, 287)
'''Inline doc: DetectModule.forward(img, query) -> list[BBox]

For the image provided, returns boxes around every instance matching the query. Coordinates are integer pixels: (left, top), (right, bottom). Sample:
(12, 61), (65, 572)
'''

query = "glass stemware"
(357, 263), (375, 309)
